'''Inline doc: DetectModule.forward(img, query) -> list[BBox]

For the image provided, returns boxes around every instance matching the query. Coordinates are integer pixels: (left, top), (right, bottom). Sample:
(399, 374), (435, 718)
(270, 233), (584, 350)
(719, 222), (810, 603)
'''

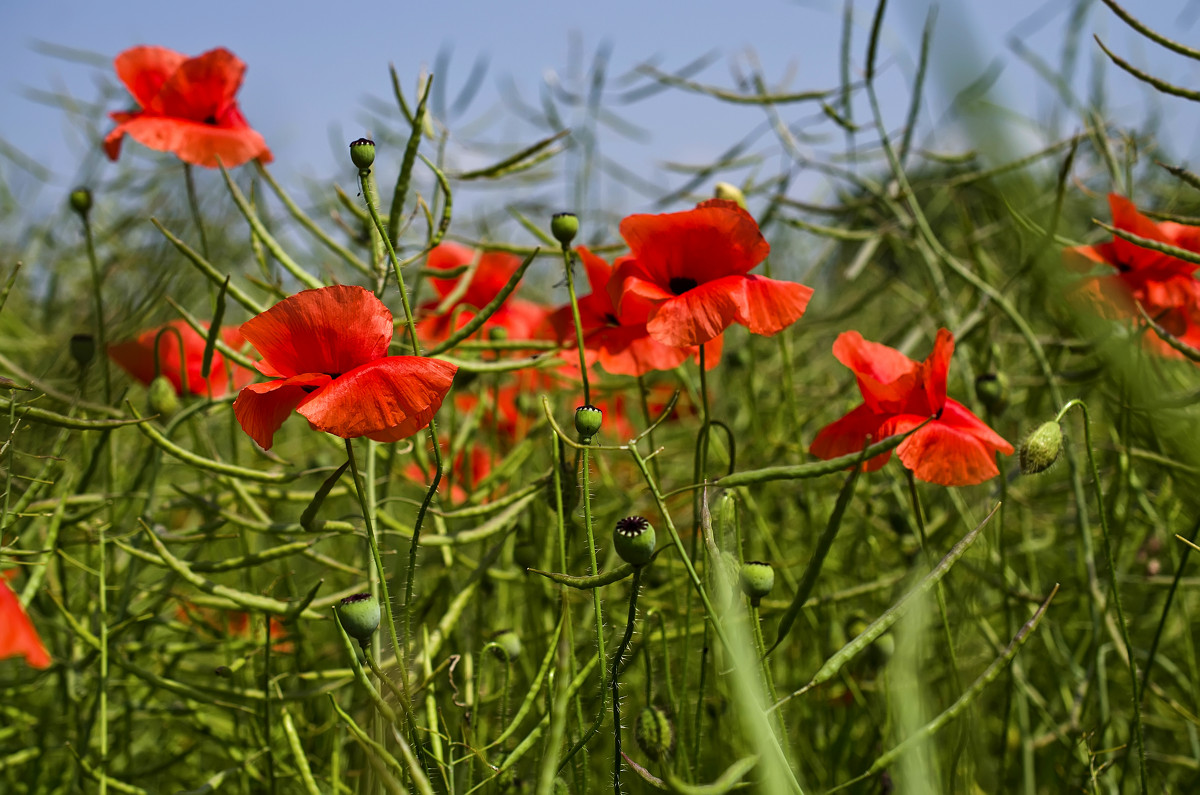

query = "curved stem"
(560, 244), (591, 406)
(183, 163), (210, 261)
(611, 568), (643, 794)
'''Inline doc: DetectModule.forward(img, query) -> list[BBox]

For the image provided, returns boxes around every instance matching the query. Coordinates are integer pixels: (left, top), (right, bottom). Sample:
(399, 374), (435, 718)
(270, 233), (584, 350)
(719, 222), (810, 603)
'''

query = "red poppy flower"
(104, 46), (273, 168)
(417, 243), (549, 343)
(1065, 193), (1200, 354)
(550, 247), (723, 376)
(176, 603), (291, 652)
(109, 320), (254, 398)
(404, 444), (495, 504)
(0, 571), (51, 670)
(810, 329), (1013, 486)
(609, 199), (813, 347)
(233, 285), (457, 449)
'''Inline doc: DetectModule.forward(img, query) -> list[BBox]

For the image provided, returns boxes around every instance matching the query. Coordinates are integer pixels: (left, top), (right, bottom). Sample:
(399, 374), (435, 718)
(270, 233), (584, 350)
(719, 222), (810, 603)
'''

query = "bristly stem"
(1056, 399), (1147, 793)
(582, 444), (608, 712)
(79, 207), (111, 405)
(183, 163), (211, 262)
(560, 243), (591, 406)
(611, 568), (643, 794)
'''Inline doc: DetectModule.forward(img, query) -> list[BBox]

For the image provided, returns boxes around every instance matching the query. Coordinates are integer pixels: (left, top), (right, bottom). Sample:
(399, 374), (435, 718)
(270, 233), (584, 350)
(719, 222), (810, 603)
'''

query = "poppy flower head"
(105, 45), (272, 168)
(810, 329), (1012, 486)
(610, 199), (813, 347)
(0, 572), (51, 670)
(108, 319), (253, 398)
(233, 285), (457, 450)
(417, 243), (548, 343)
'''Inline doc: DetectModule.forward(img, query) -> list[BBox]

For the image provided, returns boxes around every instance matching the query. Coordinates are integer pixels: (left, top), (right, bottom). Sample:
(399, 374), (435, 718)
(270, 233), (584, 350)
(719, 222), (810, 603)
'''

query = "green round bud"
(69, 333), (95, 368)
(713, 182), (747, 210)
(550, 777), (570, 795)
(635, 706), (675, 762)
(488, 629), (522, 662)
(147, 375), (181, 419)
(574, 404), (602, 442)
(336, 592), (381, 644)
(739, 561), (775, 605)
(349, 138), (376, 172)
(214, 665), (233, 679)
(1019, 420), (1063, 475)
(69, 187), (93, 217)
(613, 515), (656, 567)
(975, 372), (1009, 415)
(550, 212), (579, 247)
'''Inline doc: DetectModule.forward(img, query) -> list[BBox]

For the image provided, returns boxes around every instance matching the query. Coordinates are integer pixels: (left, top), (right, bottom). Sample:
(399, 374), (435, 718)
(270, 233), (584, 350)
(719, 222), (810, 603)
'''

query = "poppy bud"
(713, 182), (747, 210)
(349, 138), (376, 172)
(551, 212), (578, 247)
(975, 372), (1009, 415)
(148, 375), (181, 419)
(69, 187), (93, 217)
(739, 561), (775, 606)
(488, 629), (522, 662)
(574, 404), (602, 442)
(1019, 420), (1063, 475)
(635, 706), (675, 762)
(70, 333), (95, 368)
(336, 592), (381, 646)
(613, 515), (656, 567)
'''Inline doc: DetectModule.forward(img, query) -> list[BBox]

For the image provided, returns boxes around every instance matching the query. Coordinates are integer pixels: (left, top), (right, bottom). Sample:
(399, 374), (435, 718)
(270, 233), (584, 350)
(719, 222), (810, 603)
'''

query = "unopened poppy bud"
(69, 187), (93, 217)
(574, 404), (602, 441)
(739, 561), (775, 606)
(336, 592), (380, 646)
(148, 375), (181, 419)
(349, 138), (376, 172)
(713, 182), (747, 209)
(70, 333), (95, 368)
(613, 515), (656, 567)
(975, 372), (1009, 415)
(1019, 420), (1063, 475)
(635, 706), (675, 762)
(488, 629), (522, 662)
(551, 212), (578, 247)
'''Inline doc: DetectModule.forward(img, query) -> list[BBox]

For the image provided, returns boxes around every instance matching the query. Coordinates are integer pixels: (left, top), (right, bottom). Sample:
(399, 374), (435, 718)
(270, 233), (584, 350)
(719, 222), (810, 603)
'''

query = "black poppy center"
(604, 313), (620, 326)
(301, 374), (341, 393)
(1116, 262), (1132, 273)
(669, 277), (698, 295)
(203, 115), (219, 126)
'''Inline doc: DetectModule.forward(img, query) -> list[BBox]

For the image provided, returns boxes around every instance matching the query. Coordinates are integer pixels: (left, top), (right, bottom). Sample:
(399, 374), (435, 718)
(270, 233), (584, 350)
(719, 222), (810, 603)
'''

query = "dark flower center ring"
(669, 277), (698, 295)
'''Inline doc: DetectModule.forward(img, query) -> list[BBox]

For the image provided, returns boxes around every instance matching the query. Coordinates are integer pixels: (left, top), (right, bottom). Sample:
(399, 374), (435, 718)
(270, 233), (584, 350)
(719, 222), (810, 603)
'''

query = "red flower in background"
(1065, 193), (1200, 354)
(610, 199), (813, 347)
(810, 329), (1013, 486)
(550, 247), (722, 376)
(417, 243), (549, 343)
(109, 319), (254, 398)
(405, 444), (495, 504)
(233, 286), (457, 449)
(0, 571), (51, 670)
(105, 46), (273, 168)
(176, 604), (291, 652)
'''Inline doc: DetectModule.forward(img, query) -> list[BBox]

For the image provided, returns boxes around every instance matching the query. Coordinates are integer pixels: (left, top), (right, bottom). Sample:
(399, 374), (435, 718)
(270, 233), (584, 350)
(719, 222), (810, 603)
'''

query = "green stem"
(183, 163), (210, 261)
(79, 209), (111, 405)
(582, 445), (607, 709)
(560, 243), (591, 406)
(611, 568), (642, 794)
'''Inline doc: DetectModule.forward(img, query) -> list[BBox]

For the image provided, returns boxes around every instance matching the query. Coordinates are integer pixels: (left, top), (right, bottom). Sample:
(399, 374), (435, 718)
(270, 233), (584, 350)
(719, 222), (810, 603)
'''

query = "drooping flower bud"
(574, 404), (602, 442)
(488, 629), (522, 662)
(635, 706), (675, 762)
(349, 138), (376, 172)
(739, 561), (775, 606)
(70, 333), (95, 368)
(147, 375), (181, 419)
(336, 592), (381, 647)
(550, 212), (579, 247)
(1019, 420), (1063, 475)
(69, 187), (93, 218)
(613, 516), (656, 567)
(713, 182), (747, 210)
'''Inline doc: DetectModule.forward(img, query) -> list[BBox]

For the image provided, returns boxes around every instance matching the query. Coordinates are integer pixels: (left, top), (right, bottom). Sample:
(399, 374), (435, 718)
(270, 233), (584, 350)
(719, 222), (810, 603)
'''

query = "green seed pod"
(739, 561), (775, 605)
(69, 333), (95, 368)
(975, 372), (1009, 415)
(336, 592), (381, 645)
(574, 404), (602, 442)
(349, 137), (376, 172)
(550, 212), (579, 247)
(69, 187), (93, 217)
(635, 706), (675, 762)
(713, 181), (747, 210)
(489, 629), (522, 662)
(613, 516), (656, 567)
(147, 375), (181, 419)
(1019, 420), (1063, 475)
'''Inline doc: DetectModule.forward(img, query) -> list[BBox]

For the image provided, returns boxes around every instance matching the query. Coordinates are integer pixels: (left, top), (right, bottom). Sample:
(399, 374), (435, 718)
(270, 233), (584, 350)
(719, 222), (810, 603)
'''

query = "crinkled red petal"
(645, 275), (744, 347)
(733, 274), (812, 336)
(233, 373), (331, 450)
(0, 579), (51, 670)
(618, 199), (769, 286)
(809, 403), (892, 472)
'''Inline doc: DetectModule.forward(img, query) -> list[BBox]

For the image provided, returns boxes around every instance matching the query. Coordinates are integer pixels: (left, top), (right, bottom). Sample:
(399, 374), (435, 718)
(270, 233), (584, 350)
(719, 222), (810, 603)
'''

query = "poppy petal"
(0, 578), (51, 670)
(109, 115), (271, 169)
(619, 199), (770, 285)
(151, 47), (245, 121)
(831, 331), (920, 412)
(113, 45), (187, 109)
(296, 356), (457, 441)
(241, 286), (394, 379)
(594, 324), (693, 376)
(733, 274), (813, 336)
(919, 328), (954, 414)
(894, 421), (1001, 486)
(938, 400), (1014, 455)
(645, 276), (745, 347)
(233, 373), (332, 450)
(809, 403), (893, 472)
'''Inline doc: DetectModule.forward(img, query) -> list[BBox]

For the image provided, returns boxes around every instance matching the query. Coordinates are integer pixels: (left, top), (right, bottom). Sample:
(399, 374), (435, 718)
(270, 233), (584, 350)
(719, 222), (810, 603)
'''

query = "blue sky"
(2, 1), (1199, 216)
